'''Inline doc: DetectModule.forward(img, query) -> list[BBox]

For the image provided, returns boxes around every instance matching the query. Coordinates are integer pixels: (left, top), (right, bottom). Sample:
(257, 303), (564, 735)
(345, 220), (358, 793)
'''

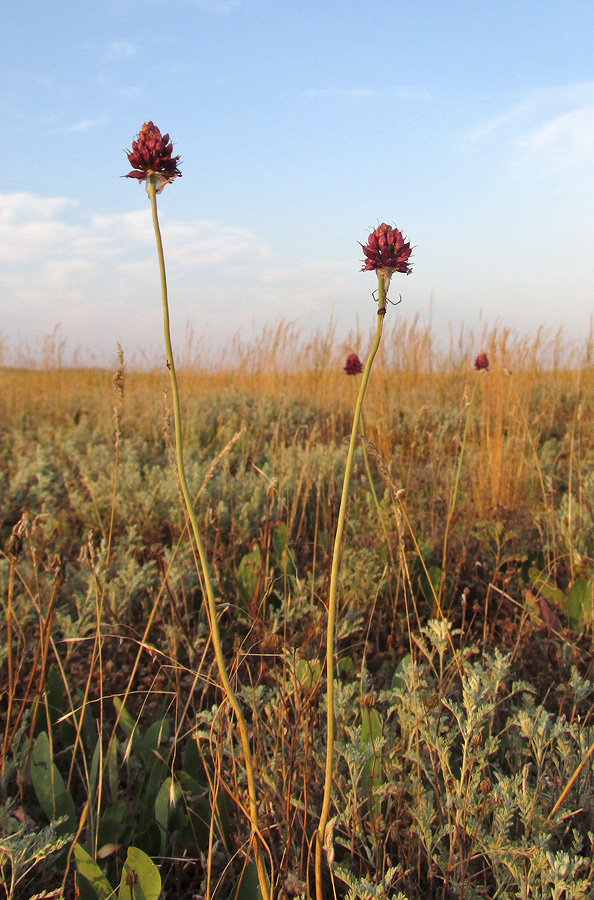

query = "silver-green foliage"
(327, 620), (594, 899)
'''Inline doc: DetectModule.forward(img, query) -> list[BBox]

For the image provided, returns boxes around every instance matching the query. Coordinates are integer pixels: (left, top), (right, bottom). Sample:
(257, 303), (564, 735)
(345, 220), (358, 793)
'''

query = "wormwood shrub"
(325, 620), (594, 899)
(2, 348), (594, 897)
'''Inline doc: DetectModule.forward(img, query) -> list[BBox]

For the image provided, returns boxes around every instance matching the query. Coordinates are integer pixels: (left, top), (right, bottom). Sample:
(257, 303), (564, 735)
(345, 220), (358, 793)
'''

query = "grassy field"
(1, 319), (594, 899)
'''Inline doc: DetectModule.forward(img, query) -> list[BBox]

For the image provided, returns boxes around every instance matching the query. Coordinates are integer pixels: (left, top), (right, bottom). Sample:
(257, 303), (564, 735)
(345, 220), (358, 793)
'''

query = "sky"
(2, 0), (594, 366)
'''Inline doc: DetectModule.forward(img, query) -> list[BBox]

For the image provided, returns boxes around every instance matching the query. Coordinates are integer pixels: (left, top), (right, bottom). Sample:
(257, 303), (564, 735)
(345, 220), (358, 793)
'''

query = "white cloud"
(467, 82), (594, 177)
(304, 88), (376, 99)
(104, 40), (137, 61)
(67, 117), (108, 132)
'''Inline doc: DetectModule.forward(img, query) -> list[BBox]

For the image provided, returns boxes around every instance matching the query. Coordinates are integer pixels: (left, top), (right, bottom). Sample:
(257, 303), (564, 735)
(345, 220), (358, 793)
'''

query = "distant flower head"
(344, 353), (364, 375)
(361, 223), (412, 277)
(474, 352), (489, 371)
(125, 121), (181, 191)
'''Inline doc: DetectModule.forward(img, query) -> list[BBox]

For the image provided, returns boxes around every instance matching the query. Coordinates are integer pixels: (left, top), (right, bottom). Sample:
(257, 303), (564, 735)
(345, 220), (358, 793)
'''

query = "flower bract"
(361, 223), (412, 276)
(344, 353), (364, 375)
(125, 121), (181, 189)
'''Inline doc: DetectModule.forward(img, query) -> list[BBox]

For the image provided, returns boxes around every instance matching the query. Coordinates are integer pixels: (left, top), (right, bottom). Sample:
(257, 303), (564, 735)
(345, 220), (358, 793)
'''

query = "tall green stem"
(147, 176), (271, 900)
(315, 274), (387, 900)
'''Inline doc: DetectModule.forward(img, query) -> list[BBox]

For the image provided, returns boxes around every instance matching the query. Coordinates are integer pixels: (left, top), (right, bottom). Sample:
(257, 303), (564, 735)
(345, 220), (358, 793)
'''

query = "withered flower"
(361, 223), (412, 276)
(344, 353), (364, 375)
(125, 121), (181, 190)
(474, 352), (489, 371)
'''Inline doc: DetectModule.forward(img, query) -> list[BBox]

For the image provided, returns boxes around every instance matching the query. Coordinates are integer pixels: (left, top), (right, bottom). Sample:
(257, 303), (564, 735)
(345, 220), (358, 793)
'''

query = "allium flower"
(361, 223), (412, 276)
(474, 352), (489, 371)
(344, 353), (363, 375)
(125, 121), (181, 189)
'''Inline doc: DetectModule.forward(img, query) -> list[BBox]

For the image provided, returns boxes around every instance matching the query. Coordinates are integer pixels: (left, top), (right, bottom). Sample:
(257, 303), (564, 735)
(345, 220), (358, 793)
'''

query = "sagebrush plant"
(2, 336), (594, 897)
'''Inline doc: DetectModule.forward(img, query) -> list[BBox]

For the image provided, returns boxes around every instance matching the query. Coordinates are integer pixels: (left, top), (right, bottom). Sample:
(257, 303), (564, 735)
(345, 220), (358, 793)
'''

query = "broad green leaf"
(528, 567), (565, 608)
(237, 545), (262, 602)
(234, 860), (264, 900)
(73, 842), (113, 900)
(118, 846), (161, 900)
(142, 718), (170, 758)
(391, 655), (411, 692)
(30, 731), (76, 835)
(361, 706), (383, 806)
(296, 658), (321, 690)
(113, 698), (144, 762)
(272, 521), (288, 561)
(155, 776), (182, 855)
(568, 578), (593, 630)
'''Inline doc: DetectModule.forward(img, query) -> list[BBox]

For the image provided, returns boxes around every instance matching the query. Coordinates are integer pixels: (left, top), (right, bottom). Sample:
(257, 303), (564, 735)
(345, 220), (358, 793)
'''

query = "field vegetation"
(1, 318), (594, 899)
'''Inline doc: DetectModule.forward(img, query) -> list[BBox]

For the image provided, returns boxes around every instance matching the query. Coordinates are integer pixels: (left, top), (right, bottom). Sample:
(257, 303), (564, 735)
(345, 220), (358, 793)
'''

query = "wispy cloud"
(467, 82), (594, 177)
(189, 0), (247, 11)
(304, 86), (430, 101)
(0, 192), (356, 359)
(304, 88), (376, 99)
(66, 117), (108, 132)
(104, 39), (137, 61)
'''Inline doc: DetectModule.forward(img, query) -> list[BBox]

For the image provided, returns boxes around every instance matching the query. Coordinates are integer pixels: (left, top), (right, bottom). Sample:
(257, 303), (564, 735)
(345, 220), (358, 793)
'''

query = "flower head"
(344, 353), (364, 375)
(125, 121), (181, 190)
(474, 352), (489, 371)
(361, 223), (412, 276)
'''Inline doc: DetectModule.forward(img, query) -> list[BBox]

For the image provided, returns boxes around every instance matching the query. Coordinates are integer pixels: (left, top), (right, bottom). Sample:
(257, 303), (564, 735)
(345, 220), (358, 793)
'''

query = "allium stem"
(147, 176), (271, 900)
(438, 372), (481, 608)
(315, 274), (387, 900)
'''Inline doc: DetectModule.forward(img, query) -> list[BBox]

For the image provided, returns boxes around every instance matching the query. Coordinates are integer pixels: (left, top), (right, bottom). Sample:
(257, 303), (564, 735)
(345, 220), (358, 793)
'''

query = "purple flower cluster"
(361, 223), (412, 275)
(125, 121), (182, 184)
(344, 353), (364, 375)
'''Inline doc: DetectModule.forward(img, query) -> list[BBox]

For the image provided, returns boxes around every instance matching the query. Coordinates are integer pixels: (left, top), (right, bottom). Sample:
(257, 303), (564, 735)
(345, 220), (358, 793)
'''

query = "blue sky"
(2, 0), (594, 364)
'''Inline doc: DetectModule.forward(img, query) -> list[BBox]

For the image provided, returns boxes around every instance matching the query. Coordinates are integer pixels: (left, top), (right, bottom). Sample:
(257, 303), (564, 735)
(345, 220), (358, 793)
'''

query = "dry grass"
(2, 317), (594, 899)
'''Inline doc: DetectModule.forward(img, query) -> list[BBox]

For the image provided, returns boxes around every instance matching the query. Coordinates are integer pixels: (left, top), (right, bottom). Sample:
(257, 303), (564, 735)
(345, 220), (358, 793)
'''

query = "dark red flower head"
(125, 121), (182, 189)
(361, 223), (412, 275)
(344, 353), (364, 375)
(474, 352), (489, 371)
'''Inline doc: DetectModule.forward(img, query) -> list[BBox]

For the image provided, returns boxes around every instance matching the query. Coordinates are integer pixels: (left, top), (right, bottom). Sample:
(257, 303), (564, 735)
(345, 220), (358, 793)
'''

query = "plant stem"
(147, 175), (271, 900)
(315, 274), (387, 900)
(438, 372), (481, 607)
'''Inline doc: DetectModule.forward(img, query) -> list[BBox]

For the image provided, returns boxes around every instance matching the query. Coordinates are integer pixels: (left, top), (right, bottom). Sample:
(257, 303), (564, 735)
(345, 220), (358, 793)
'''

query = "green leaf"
(107, 735), (119, 805)
(361, 706), (382, 806)
(391, 655), (411, 692)
(178, 770), (210, 852)
(89, 737), (101, 801)
(34, 665), (64, 736)
(296, 658), (321, 690)
(528, 567), (565, 608)
(73, 842), (113, 900)
(97, 804), (126, 850)
(337, 656), (356, 680)
(234, 860), (264, 900)
(142, 718), (170, 759)
(181, 736), (205, 783)
(113, 698), (145, 763)
(272, 521), (288, 561)
(30, 731), (76, 835)
(118, 846), (161, 900)
(237, 545), (262, 603)
(154, 776), (182, 855)
(568, 578), (593, 630)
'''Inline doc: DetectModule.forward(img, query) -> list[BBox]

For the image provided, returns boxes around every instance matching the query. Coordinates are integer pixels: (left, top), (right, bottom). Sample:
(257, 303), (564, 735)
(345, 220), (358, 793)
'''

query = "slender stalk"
(438, 372), (482, 608)
(356, 404), (396, 569)
(315, 274), (387, 900)
(147, 175), (271, 900)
